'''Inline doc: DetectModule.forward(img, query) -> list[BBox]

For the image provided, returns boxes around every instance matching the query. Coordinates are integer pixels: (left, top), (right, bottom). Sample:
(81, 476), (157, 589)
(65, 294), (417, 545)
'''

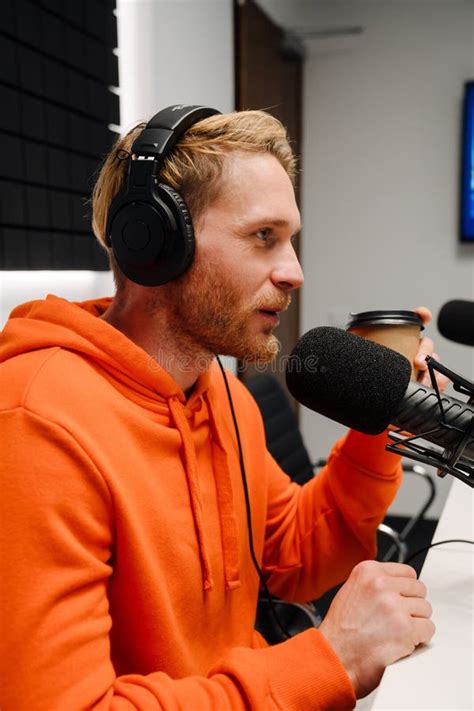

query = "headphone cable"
(216, 356), (290, 640)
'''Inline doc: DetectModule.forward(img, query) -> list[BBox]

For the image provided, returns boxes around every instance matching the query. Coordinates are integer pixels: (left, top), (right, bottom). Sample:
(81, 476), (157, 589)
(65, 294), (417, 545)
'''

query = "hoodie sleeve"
(0, 407), (355, 711)
(261, 429), (403, 602)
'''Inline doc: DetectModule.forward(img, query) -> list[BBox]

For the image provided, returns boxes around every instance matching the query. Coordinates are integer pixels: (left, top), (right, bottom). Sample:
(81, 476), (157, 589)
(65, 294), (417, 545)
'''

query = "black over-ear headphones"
(105, 104), (221, 286)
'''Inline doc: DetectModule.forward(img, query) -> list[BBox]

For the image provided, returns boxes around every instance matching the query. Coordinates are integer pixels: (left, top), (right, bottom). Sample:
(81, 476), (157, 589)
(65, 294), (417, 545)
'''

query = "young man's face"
(167, 151), (304, 362)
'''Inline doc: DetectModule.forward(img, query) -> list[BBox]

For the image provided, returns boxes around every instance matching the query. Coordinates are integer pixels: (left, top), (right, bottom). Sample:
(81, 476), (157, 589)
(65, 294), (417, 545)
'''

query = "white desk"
(370, 479), (474, 711)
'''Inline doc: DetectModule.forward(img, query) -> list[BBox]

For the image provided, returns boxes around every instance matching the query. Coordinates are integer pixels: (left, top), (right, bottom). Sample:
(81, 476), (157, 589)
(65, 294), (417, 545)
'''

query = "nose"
(270, 244), (304, 292)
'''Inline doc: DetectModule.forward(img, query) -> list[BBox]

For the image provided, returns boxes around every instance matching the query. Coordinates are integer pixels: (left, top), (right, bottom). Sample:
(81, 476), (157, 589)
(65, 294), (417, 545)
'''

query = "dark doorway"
(234, 0), (304, 403)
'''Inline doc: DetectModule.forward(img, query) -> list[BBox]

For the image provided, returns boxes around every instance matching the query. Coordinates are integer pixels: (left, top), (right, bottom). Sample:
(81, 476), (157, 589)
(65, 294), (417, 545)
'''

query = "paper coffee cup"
(346, 310), (423, 380)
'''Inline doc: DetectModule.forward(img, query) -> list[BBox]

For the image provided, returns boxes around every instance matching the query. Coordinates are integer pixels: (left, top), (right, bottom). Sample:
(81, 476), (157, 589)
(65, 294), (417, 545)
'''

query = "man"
(0, 108), (441, 710)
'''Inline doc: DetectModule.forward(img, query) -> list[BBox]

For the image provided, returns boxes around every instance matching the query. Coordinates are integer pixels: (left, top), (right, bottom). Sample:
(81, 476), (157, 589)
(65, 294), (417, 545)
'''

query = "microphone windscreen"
(286, 327), (412, 435)
(437, 300), (474, 347)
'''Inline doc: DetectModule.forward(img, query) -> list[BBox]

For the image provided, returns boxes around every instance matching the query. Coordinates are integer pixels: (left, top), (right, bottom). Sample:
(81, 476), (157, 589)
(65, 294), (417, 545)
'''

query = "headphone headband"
(131, 105), (220, 159)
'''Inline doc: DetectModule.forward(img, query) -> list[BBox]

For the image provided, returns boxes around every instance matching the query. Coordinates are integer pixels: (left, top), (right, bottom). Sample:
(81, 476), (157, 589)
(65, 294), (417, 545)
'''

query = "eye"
(255, 228), (273, 243)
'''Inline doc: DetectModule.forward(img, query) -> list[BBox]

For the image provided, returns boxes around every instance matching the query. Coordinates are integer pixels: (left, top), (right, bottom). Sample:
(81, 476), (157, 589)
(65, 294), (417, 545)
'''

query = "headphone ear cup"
(107, 184), (195, 287)
(156, 183), (195, 279)
(158, 183), (194, 254)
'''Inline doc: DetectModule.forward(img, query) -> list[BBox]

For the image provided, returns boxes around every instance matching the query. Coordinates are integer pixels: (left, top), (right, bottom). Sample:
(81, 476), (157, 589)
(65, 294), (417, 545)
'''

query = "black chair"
(244, 374), (316, 485)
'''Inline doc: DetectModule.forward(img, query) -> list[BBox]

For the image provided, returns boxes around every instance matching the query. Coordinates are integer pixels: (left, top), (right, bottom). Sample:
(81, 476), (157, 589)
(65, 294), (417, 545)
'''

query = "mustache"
(254, 293), (292, 313)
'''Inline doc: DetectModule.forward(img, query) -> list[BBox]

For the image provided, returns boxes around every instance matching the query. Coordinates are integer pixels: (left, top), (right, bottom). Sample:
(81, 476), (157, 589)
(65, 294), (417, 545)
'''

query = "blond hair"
(91, 110), (296, 287)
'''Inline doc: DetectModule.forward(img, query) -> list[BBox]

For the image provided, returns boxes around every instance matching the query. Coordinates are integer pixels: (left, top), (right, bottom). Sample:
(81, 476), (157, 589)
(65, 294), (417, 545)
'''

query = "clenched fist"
(319, 560), (435, 698)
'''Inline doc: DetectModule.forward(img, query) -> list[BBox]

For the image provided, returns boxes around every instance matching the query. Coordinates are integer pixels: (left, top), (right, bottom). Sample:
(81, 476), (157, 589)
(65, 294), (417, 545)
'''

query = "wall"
(260, 0), (474, 516)
(0, 271), (115, 326)
(117, 0), (234, 130)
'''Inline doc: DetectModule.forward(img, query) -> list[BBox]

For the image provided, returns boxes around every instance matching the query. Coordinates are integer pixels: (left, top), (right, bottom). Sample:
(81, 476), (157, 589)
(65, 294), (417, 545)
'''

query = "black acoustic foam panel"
(0, 0), (119, 270)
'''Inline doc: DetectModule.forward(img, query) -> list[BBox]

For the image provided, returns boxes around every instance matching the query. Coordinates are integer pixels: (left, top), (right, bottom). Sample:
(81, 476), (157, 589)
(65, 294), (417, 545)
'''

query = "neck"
(101, 291), (214, 392)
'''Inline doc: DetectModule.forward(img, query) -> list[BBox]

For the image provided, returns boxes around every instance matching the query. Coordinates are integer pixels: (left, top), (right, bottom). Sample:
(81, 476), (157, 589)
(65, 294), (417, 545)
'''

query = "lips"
(255, 297), (290, 322)
(258, 309), (280, 324)
(259, 303), (286, 314)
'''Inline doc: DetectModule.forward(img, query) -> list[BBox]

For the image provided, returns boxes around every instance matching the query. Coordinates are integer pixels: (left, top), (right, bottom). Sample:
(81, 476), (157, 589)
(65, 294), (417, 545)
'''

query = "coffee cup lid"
(346, 310), (424, 330)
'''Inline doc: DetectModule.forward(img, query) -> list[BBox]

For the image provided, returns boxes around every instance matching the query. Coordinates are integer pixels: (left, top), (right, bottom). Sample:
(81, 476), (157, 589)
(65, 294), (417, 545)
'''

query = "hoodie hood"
(1, 295), (186, 401)
(0, 294), (241, 592)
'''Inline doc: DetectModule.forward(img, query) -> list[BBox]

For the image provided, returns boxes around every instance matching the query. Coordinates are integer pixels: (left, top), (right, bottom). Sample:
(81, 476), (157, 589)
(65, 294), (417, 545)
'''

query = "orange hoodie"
(0, 295), (402, 711)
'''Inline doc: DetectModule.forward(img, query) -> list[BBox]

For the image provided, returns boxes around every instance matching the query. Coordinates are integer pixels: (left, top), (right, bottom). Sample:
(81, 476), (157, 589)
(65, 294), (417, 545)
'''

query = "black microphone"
(286, 327), (474, 484)
(438, 299), (474, 347)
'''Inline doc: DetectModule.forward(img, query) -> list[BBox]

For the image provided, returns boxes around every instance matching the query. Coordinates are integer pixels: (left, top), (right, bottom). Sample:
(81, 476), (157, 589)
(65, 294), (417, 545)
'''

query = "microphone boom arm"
(386, 357), (474, 488)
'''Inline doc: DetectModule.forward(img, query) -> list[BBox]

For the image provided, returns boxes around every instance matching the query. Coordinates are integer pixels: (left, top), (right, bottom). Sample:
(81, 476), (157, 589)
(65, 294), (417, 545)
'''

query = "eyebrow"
(241, 218), (303, 234)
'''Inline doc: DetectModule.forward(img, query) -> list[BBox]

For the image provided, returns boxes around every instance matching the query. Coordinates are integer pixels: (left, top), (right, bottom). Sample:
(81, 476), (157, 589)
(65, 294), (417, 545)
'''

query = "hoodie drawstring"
(169, 397), (214, 592)
(169, 391), (242, 593)
(205, 391), (241, 591)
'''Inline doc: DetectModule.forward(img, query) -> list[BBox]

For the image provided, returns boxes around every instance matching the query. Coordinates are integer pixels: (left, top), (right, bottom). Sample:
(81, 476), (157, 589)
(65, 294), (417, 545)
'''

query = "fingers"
(417, 367), (434, 387)
(353, 561), (431, 607)
(394, 618), (436, 664)
(412, 617), (436, 647)
(395, 577), (428, 599)
(402, 596), (433, 619)
(414, 306), (432, 326)
(372, 561), (418, 578)
(412, 309), (449, 390)
(367, 568), (428, 599)
(415, 336), (434, 371)
(414, 340), (451, 390)
(429, 352), (451, 390)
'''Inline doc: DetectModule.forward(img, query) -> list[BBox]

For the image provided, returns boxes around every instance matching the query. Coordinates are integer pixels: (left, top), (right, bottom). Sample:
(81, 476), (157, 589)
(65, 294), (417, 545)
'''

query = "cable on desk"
(405, 538), (474, 569)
